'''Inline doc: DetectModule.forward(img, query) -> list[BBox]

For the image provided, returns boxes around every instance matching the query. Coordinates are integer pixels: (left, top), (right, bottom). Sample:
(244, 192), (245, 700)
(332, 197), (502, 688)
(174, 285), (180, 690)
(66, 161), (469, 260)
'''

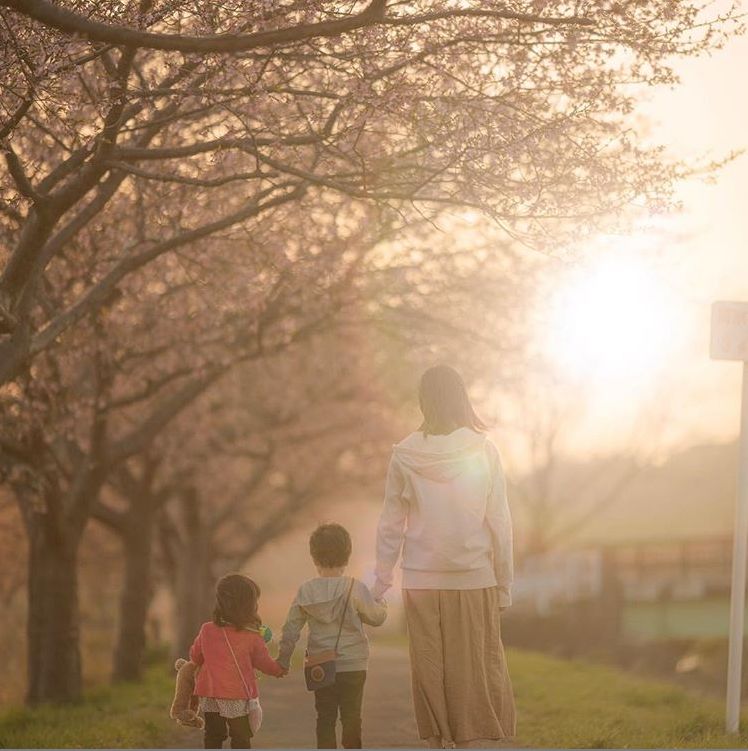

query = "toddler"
(190, 574), (285, 748)
(278, 523), (387, 749)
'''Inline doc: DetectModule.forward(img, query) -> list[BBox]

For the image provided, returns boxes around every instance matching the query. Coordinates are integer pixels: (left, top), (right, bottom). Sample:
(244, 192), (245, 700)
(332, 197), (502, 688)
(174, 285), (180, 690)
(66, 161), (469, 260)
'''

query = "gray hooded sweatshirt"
(277, 576), (387, 672)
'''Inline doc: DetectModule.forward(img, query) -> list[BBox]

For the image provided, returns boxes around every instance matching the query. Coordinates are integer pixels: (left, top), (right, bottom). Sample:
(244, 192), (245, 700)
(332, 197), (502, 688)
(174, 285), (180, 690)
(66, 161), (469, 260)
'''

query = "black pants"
(314, 670), (367, 749)
(203, 712), (252, 749)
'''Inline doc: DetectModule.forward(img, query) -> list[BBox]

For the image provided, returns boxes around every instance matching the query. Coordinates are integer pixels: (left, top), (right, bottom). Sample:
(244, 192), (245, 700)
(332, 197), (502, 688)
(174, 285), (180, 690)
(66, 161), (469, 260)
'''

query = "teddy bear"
(170, 658), (204, 729)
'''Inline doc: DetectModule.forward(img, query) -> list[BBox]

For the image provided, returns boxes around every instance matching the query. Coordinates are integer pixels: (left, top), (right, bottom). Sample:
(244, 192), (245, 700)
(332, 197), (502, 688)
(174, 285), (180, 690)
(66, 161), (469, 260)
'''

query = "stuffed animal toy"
(170, 658), (204, 729)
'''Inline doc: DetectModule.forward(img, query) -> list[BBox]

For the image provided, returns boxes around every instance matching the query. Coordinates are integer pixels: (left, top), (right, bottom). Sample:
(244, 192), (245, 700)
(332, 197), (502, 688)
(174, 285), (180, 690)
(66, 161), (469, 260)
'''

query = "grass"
(0, 664), (177, 749)
(510, 649), (748, 748)
(3, 647), (748, 748)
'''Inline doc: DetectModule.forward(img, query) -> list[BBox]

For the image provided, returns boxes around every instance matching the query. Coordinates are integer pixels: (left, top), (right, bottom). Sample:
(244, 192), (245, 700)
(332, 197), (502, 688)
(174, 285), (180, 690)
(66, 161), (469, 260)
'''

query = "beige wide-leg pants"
(403, 587), (516, 747)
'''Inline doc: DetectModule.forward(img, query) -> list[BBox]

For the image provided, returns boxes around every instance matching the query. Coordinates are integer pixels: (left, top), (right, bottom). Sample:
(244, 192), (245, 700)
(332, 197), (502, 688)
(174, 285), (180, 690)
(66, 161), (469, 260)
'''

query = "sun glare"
(547, 254), (677, 385)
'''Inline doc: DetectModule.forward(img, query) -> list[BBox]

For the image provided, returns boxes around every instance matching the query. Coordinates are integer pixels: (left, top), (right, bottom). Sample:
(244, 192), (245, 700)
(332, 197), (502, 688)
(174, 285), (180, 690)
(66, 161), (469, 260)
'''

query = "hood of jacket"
(393, 427), (488, 483)
(296, 577), (352, 624)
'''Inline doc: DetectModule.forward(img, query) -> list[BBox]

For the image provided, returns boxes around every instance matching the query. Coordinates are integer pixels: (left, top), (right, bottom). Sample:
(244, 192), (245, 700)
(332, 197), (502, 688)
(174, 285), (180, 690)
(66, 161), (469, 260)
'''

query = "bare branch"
(0, 92), (34, 141)
(2, 144), (47, 204)
(104, 161), (274, 187)
(383, 8), (595, 28)
(91, 500), (127, 533)
(29, 182), (306, 356)
(1, 0), (388, 52)
(106, 367), (226, 464)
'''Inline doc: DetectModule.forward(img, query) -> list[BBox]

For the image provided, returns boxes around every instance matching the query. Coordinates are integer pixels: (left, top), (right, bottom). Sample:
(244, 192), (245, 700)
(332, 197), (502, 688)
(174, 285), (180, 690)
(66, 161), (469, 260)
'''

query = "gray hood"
(278, 576), (387, 671)
(394, 427), (488, 482)
(296, 577), (351, 624)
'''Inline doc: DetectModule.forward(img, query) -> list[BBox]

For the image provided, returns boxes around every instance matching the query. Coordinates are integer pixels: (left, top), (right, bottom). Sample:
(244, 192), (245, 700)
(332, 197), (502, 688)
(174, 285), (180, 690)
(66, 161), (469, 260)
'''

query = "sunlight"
(547, 252), (677, 385)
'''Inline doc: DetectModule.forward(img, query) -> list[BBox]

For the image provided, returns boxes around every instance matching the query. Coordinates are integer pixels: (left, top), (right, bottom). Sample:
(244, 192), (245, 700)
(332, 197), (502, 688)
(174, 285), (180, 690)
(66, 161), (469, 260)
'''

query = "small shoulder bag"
(304, 577), (355, 692)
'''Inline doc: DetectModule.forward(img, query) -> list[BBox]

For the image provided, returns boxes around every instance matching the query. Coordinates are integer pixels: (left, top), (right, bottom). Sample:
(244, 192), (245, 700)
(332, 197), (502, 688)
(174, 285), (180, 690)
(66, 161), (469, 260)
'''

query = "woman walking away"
(373, 365), (516, 749)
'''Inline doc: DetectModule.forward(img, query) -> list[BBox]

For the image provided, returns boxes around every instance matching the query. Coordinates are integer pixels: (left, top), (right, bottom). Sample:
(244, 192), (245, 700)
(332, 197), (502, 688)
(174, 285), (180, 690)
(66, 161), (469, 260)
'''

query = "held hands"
(371, 580), (388, 600)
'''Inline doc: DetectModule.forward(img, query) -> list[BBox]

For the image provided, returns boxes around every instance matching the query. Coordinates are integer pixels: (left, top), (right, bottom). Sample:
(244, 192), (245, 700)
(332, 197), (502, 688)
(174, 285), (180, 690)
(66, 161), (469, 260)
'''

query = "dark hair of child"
(212, 573), (262, 630)
(309, 523), (352, 568)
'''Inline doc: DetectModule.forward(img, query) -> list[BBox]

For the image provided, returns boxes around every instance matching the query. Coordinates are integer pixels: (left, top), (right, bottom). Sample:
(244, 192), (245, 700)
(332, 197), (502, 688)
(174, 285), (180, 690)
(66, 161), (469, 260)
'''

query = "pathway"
(175, 643), (421, 748)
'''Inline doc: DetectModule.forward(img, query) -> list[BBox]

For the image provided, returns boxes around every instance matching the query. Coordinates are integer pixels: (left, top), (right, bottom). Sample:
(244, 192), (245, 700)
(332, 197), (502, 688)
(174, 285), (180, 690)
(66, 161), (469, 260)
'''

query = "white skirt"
(199, 697), (263, 733)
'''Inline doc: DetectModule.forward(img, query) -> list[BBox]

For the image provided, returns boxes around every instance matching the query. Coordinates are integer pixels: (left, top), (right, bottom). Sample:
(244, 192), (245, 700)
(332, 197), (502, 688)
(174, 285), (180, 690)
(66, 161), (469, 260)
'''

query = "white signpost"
(711, 301), (748, 733)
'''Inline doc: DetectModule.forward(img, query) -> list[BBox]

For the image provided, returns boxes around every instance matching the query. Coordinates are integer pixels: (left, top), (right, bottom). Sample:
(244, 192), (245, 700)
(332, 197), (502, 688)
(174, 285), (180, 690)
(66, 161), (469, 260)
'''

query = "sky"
(650, 28), (748, 441)
(531, 26), (748, 461)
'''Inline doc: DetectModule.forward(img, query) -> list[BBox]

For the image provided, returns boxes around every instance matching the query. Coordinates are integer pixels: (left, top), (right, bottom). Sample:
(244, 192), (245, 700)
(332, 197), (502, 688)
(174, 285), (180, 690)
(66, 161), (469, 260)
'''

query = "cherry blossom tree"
(0, 0), (741, 705)
(0, 190), (376, 701)
(1, 1), (738, 384)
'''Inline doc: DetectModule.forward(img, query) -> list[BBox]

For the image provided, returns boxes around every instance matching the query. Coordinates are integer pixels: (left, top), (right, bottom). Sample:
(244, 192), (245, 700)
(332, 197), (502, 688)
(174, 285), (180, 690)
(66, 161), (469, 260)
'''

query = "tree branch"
(105, 367), (227, 465)
(383, 8), (595, 28)
(29, 182), (306, 356)
(2, 144), (47, 204)
(1, 0), (388, 52)
(91, 500), (127, 533)
(208, 458), (272, 533)
(104, 160), (273, 187)
(0, 91), (34, 141)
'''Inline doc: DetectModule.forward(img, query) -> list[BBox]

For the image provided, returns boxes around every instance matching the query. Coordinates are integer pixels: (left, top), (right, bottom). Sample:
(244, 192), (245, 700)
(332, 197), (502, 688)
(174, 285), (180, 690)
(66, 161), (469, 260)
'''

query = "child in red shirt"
(190, 574), (286, 748)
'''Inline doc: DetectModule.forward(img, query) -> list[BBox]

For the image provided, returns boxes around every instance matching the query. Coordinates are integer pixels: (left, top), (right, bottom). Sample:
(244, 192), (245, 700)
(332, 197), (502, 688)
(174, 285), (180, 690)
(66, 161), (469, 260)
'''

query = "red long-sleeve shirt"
(190, 621), (283, 699)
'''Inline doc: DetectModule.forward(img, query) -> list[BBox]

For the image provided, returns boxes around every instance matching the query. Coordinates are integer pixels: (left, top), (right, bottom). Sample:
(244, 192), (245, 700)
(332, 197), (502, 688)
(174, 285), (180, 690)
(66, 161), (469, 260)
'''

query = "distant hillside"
(512, 441), (740, 548)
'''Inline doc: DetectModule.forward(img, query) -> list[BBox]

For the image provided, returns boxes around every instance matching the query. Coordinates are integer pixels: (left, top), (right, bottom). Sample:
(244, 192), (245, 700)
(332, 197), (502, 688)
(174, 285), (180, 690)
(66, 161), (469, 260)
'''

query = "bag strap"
(223, 628), (251, 700)
(333, 577), (355, 655)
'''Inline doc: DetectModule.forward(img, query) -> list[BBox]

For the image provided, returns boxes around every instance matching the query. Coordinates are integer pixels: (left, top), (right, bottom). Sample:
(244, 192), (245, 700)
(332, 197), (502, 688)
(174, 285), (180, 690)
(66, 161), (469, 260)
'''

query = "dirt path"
(175, 643), (421, 748)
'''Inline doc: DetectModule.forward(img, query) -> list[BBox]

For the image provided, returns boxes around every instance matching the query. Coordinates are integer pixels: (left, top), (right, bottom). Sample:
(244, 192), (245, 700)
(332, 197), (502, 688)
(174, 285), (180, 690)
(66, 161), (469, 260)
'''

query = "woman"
(373, 365), (516, 749)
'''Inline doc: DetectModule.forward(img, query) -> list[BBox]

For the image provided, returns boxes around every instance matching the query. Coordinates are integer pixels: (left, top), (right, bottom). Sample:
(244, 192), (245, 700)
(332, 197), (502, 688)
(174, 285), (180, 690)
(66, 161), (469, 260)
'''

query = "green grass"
(510, 649), (748, 748)
(3, 648), (748, 748)
(0, 664), (177, 749)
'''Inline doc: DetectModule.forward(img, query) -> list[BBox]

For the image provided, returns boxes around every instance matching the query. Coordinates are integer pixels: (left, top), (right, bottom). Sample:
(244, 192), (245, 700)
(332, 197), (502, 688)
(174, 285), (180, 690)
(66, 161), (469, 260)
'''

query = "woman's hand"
(371, 580), (388, 600)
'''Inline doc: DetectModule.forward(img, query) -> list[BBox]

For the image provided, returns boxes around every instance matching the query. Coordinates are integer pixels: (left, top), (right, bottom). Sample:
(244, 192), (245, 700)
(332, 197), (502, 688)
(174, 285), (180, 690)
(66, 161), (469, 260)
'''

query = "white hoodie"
(373, 427), (513, 607)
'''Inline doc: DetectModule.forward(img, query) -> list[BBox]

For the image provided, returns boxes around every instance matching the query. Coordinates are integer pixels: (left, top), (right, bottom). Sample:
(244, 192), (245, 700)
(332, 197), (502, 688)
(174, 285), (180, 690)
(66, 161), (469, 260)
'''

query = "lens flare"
(546, 255), (677, 384)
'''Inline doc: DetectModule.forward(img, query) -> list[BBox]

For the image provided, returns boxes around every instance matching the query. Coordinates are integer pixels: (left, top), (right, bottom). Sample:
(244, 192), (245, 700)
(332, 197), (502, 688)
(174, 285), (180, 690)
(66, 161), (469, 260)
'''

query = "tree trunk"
(164, 485), (217, 658)
(174, 530), (215, 659)
(112, 496), (155, 682)
(26, 522), (82, 704)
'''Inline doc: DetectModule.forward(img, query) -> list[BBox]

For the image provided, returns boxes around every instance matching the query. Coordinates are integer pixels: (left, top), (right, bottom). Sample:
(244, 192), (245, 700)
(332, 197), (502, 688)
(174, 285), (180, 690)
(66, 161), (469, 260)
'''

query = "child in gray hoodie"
(277, 523), (387, 749)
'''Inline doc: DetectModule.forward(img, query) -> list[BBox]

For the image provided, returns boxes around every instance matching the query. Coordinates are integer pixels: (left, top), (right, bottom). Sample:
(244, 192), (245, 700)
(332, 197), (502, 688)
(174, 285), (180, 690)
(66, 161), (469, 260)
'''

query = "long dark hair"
(212, 574), (262, 630)
(418, 365), (487, 436)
